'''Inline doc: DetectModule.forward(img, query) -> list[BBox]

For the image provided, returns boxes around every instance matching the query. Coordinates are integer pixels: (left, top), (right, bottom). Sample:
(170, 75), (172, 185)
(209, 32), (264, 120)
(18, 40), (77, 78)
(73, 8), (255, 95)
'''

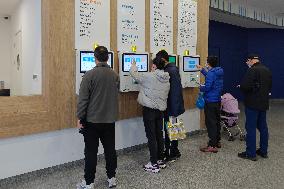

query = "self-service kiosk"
(179, 55), (200, 88)
(76, 50), (114, 94)
(119, 52), (149, 92)
(151, 54), (178, 66)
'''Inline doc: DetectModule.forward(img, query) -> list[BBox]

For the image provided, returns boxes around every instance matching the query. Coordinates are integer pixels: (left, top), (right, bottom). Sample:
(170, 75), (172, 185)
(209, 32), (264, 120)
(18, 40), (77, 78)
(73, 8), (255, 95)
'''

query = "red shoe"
(200, 146), (218, 153)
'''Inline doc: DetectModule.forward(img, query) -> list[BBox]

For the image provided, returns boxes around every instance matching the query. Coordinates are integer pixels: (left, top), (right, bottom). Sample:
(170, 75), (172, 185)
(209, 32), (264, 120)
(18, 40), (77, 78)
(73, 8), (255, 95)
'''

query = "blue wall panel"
(209, 21), (284, 99)
(209, 21), (248, 99)
(248, 29), (284, 98)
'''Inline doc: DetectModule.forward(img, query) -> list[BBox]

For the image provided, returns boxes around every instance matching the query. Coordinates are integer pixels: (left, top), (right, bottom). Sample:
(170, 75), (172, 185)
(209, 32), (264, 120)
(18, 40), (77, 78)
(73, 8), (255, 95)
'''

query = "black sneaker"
(238, 152), (257, 161)
(256, 149), (268, 158)
(171, 148), (181, 158)
(175, 151), (181, 159)
(165, 156), (177, 163)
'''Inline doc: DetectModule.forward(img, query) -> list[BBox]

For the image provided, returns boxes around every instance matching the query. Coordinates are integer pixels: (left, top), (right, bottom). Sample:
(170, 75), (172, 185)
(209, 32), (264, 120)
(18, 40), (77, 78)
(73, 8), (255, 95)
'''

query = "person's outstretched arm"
(129, 61), (144, 84)
(200, 68), (208, 76)
(200, 71), (214, 92)
(196, 65), (208, 76)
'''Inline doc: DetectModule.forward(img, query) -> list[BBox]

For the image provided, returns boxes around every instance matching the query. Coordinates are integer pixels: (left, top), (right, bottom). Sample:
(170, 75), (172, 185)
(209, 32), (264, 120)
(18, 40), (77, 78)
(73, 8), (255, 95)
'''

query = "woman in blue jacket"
(197, 56), (224, 153)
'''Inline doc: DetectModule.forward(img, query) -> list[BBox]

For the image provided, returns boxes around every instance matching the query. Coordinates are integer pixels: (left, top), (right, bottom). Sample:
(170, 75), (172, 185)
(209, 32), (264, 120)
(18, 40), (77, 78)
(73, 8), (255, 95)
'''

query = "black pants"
(204, 102), (221, 147)
(83, 122), (117, 185)
(142, 106), (165, 164)
(164, 114), (179, 157)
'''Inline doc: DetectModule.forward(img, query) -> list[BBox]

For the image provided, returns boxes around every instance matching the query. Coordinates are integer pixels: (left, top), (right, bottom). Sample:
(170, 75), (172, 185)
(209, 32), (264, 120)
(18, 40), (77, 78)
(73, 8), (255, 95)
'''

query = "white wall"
(10, 0), (41, 96)
(0, 17), (12, 89)
(0, 109), (200, 179)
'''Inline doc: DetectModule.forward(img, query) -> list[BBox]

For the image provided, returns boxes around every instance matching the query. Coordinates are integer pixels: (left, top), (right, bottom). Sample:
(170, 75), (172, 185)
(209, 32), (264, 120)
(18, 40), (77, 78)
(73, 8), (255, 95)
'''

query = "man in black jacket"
(238, 54), (272, 161)
(155, 50), (185, 162)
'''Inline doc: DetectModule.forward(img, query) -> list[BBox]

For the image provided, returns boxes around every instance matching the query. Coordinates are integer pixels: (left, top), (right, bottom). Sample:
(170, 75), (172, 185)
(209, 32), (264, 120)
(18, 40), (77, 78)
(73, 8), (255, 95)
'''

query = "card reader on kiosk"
(76, 50), (114, 94)
(119, 52), (149, 92)
(179, 55), (200, 88)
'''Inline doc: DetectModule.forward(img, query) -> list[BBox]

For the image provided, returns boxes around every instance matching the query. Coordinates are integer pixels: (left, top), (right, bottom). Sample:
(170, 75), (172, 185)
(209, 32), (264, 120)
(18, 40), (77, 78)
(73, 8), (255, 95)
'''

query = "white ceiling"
(230, 0), (284, 15)
(210, 9), (283, 29)
(210, 0), (284, 29)
(0, 0), (21, 16)
(1, 0), (284, 16)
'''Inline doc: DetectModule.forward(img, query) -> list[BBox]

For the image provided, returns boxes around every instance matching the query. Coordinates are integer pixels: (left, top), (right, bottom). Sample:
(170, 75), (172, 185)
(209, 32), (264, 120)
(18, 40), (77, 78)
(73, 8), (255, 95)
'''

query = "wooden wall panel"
(0, 0), (209, 138)
(0, 113), (50, 136)
(42, 0), (76, 130)
(197, 0), (209, 129)
(0, 0), (76, 138)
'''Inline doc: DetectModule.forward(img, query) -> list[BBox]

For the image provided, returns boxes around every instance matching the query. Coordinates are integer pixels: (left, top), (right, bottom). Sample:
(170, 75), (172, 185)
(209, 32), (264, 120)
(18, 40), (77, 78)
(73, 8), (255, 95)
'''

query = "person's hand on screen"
(196, 64), (203, 70)
(131, 58), (136, 66)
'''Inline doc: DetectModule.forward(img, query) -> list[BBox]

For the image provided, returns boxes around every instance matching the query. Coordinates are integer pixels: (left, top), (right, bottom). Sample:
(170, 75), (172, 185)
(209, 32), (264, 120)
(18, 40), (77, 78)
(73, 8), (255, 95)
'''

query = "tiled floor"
(1, 101), (283, 189)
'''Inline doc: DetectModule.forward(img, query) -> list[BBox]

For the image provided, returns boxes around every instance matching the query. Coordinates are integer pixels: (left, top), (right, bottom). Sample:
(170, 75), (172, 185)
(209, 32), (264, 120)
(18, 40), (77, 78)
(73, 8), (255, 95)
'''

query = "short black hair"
(153, 57), (165, 70)
(94, 46), (109, 62)
(156, 50), (169, 62)
(207, 56), (218, 67)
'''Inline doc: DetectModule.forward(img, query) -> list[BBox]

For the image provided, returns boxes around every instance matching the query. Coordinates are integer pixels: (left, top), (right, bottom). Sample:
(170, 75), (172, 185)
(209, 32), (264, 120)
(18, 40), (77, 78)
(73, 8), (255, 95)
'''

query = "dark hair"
(153, 57), (165, 70)
(94, 46), (109, 62)
(207, 56), (218, 67)
(156, 50), (169, 62)
(152, 50), (168, 70)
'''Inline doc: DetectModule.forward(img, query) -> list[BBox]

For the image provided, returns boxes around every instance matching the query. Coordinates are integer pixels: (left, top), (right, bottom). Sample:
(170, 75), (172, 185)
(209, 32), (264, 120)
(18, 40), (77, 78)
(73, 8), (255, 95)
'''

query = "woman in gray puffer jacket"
(130, 57), (170, 173)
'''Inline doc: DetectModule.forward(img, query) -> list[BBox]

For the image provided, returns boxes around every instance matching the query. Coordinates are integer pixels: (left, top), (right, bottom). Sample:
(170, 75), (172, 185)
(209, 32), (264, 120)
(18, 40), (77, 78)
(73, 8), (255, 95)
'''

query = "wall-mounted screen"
(122, 53), (148, 72)
(183, 56), (200, 72)
(169, 55), (177, 65)
(80, 51), (113, 73)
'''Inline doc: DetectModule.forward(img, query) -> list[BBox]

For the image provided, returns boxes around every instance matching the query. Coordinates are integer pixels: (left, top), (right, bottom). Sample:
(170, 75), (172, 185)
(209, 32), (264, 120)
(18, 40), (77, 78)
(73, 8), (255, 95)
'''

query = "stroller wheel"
(228, 136), (235, 141)
(240, 134), (246, 141)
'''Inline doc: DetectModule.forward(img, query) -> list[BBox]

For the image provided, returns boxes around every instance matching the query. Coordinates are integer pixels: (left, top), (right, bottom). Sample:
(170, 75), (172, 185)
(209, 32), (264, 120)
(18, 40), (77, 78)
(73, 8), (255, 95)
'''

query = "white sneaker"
(76, 180), (94, 189)
(143, 162), (160, 173)
(157, 160), (167, 169)
(107, 177), (117, 188)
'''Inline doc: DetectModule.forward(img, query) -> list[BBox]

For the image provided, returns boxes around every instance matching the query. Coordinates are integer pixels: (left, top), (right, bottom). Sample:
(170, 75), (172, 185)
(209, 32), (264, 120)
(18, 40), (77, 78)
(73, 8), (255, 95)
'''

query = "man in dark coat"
(77, 46), (119, 188)
(238, 54), (272, 161)
(155, 50), (185, 162)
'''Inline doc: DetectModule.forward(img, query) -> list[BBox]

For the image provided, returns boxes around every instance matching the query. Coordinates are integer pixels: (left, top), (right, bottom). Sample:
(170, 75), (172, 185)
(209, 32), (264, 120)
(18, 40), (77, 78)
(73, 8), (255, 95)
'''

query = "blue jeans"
(245, 107), (269, 157)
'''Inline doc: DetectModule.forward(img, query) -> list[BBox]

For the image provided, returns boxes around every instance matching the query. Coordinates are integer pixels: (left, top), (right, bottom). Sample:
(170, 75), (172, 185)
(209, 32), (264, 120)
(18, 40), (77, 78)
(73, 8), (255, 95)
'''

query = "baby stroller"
(220, 93), (245, 141)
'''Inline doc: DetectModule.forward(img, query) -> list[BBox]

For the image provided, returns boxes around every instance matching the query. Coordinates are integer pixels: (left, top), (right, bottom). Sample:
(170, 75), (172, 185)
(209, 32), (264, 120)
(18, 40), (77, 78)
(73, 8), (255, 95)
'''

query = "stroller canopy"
(221, 93), (240, 114)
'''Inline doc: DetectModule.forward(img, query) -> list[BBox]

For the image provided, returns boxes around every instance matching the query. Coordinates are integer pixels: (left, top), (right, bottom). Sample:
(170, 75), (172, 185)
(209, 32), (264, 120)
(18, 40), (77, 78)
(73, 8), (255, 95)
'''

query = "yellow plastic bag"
(166, 117), (186, 141)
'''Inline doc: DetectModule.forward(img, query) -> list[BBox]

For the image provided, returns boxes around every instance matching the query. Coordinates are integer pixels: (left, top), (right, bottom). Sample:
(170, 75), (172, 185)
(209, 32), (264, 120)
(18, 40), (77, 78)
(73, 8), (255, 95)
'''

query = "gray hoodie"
(130, 64), (170, 111)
